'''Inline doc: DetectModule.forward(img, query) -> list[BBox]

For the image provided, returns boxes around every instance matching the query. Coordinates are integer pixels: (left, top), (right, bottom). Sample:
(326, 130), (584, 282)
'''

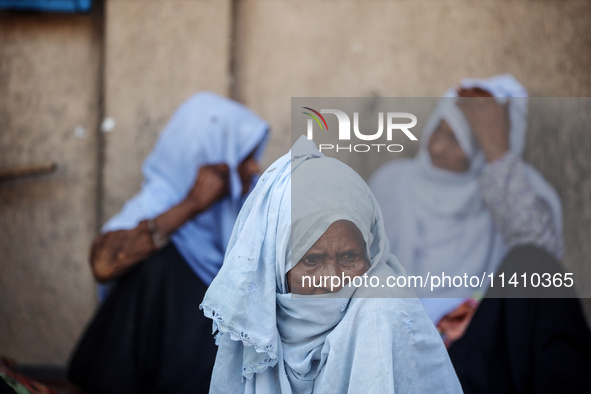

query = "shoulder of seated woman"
(370, 158), (416, 186)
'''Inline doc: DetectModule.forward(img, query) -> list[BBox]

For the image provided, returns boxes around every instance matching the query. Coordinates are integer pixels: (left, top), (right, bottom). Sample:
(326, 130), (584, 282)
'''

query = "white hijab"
(370, 75), (562, 324)
(201, 136), (462, 393)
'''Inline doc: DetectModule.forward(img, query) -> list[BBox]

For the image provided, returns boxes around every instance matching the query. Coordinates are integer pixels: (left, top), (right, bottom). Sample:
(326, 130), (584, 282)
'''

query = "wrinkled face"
(427, 120), (470, 172)
(287, 220), (370, 295)
(237, 148), (260, 196)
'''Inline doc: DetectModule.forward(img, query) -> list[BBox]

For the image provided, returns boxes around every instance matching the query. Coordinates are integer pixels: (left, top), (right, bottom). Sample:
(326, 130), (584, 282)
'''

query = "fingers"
(456, 87), (496, 116)
(443, 309), (470, 322)
(188, 163), (232, 210)
(210, 163), (229, 178)
(457, 87), (493, 98)
(201, 163), (230, 184)
(457, 96), (496, 113)
(212, 164), (230, 196)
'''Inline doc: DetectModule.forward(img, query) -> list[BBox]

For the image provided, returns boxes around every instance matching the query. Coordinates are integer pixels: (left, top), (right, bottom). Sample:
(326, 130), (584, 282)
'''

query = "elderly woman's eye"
(339, 253), (358, 263)
(301, 256), (322, 266)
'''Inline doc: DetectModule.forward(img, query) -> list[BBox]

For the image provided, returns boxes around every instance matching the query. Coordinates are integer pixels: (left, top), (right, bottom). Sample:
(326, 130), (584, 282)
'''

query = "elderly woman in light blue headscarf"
(69, 92), (269, 394)
(201, 136), (462, 393)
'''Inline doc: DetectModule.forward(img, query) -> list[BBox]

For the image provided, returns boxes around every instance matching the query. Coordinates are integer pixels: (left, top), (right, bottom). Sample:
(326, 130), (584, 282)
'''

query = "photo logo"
(302, 107), (329, 132)
(303, 107), (418, 153)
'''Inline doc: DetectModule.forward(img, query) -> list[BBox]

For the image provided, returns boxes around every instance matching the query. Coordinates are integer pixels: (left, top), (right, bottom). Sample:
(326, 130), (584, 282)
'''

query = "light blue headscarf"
(102, 92), (269, 286)
(201, 136), (462, 393)
(370, 75), (562, 324)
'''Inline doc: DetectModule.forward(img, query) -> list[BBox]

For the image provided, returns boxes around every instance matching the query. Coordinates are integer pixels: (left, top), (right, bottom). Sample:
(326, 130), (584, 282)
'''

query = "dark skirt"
(68, 243), (218, 394)
(448, 245), (591, 394)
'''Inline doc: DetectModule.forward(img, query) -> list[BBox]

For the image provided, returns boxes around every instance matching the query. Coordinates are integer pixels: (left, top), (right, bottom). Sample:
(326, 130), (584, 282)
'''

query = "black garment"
(449, 245), (591, 394)
(68, 243), (217, 394)
(0, 376), (15, 394)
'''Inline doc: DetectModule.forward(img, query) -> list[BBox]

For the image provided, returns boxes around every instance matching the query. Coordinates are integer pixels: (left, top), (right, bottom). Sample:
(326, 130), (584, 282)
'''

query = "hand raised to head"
(457, 88), (510, 162)
(185, 163), (231, 213)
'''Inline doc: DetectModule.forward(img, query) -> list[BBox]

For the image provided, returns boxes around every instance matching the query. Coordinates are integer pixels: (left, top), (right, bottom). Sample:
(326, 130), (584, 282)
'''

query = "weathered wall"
(0, 11), (101, 364)
(0, 0), (233, 365)
(1, 0), (590, 365)
(526, 98), (591, 301)
(101, 0), (232, 222)
(235, 0), (591, 165)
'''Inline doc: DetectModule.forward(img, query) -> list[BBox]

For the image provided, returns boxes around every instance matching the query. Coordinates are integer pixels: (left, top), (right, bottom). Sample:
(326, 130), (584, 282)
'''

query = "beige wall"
(101, 0), (232, 222)
(0, 12), (101, 364)
(0, 0), (590, 364)
(235, 0), (591, 167)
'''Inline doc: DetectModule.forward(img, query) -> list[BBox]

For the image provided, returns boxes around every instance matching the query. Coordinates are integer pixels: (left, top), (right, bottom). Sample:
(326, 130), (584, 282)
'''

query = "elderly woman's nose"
(318, 261), (341, 278)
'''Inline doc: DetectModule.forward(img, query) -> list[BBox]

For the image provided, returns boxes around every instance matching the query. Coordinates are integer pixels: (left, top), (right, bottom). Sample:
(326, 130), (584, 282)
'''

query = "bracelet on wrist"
(145, 218), (170, 249)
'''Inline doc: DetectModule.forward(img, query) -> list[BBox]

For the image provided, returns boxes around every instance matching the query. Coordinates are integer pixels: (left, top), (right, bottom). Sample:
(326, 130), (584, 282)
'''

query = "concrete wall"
(0, 11), (101, 364)
(235, 0), (591, 164)
(0, 0), (589, 365)
(101, 0), (232, 222)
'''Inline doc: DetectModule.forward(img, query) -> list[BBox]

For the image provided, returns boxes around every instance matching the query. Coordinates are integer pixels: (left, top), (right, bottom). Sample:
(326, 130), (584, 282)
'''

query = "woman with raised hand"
(69, 92), (269, 394)
(370, 75), (591, 393)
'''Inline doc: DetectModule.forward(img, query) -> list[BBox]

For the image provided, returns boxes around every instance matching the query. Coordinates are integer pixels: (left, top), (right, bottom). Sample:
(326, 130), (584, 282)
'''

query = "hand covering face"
(102, 92), (269, 286)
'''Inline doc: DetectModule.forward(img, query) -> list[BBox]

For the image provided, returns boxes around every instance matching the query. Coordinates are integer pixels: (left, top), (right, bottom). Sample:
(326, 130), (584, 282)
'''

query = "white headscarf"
(102, 92), (269, 285)
(370, 75), (562, 324)
(201, 136), (462, 393)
